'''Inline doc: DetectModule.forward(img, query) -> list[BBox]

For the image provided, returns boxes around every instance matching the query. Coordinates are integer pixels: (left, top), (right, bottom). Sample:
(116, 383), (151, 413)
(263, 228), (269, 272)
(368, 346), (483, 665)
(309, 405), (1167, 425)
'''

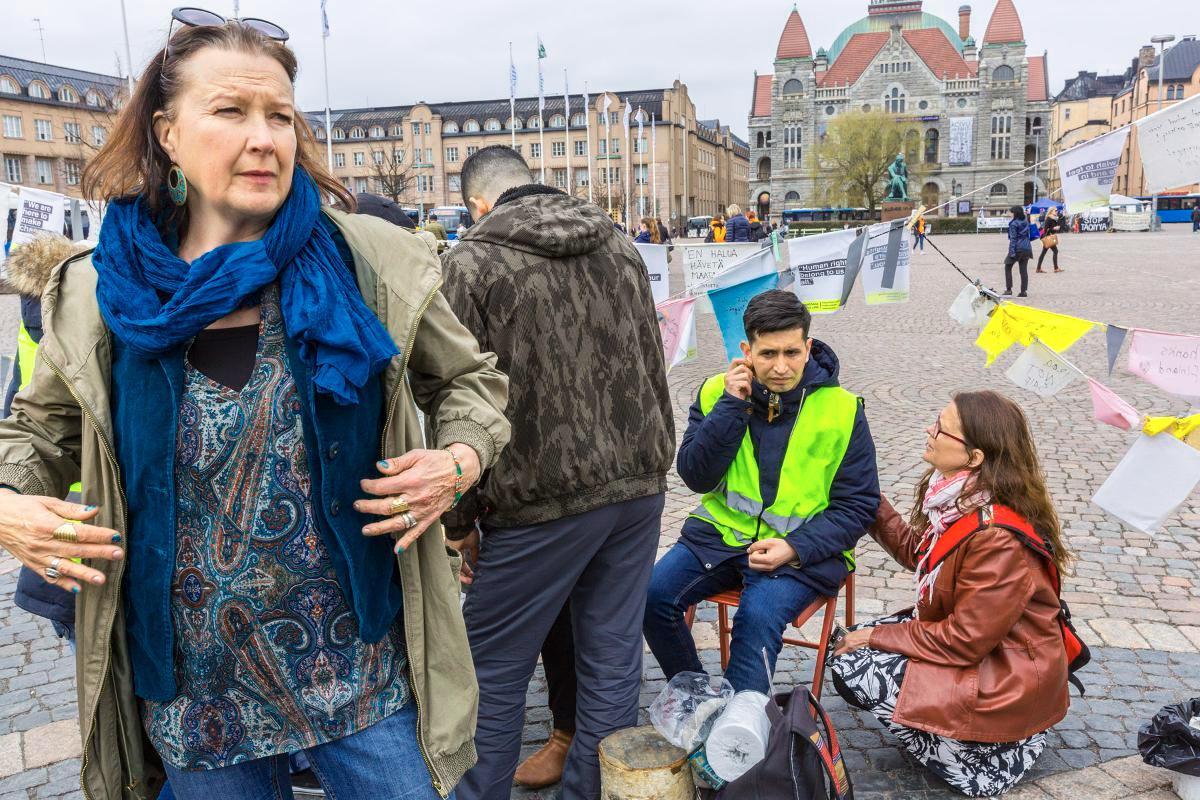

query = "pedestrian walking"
(831, 391), (1072, 797)
(747, 210), (765, 242)
(912, 215), (927, 253)
(1036, 207), (1063, 273)
(705, 214), (727, 243)
(725, 203), (751, 242)
(442, 145), (674, 800)
(0, 13), (509, 799)
(1191, 204), (1200, 232)
(633, 216), (661, 244)
(1003, 205), (1033, 297)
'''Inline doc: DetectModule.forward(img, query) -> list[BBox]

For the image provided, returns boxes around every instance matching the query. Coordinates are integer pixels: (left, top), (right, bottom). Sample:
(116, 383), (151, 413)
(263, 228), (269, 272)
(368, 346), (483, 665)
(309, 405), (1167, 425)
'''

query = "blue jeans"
(643, 543), (819, 694)
(160, 701), (451, 800)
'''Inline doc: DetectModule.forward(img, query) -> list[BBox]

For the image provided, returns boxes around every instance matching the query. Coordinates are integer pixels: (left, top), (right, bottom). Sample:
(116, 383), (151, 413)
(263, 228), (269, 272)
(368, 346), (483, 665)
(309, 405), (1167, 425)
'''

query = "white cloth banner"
(634, 243), (670, 305)
(948, 284), (995, 328)
(861, 222), (910, 305)
(1005, 340), (1080, 398)
(1136, 91), (1200, 195)
(9, 187), (65, 252)
(948, 117), (974, 166)
(1056, 129), (1129, 215)
(681, 243), (760, 312)
(779, 227), (859, 314)
(1093, 432), (1200, 533)
(713, 246), (777, 290)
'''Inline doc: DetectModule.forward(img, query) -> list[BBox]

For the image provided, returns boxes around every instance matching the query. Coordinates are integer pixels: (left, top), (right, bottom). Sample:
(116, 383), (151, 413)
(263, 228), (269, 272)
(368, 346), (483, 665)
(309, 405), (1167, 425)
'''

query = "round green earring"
(167, 164), (188, 206)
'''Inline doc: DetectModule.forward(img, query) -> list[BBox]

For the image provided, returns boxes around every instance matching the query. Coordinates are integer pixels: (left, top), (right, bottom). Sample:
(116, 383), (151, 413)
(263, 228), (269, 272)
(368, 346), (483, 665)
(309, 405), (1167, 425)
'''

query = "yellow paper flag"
(1143, 414), (1200, 441)
(975, 303), (1100, 366)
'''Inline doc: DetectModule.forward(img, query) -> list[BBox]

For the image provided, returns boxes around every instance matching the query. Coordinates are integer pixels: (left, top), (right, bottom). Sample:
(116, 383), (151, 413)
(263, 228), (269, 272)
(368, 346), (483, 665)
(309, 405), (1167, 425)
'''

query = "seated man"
(643, 290), (880, 693)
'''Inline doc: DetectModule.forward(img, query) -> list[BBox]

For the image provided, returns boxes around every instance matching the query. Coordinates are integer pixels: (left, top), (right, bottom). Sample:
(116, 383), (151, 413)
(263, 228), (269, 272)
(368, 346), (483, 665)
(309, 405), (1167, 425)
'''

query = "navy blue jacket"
(633, 230), (653, 243)
(725, 214), (752, 243)
(111, 223), (401, 702)
(1008, 218), (1032, 257)
(677, 340), (880, 597)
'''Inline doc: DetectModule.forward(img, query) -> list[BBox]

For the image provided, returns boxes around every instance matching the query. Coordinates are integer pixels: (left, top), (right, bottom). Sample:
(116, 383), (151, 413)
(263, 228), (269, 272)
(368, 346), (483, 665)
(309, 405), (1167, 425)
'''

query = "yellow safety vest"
(17, 323), (82, 497)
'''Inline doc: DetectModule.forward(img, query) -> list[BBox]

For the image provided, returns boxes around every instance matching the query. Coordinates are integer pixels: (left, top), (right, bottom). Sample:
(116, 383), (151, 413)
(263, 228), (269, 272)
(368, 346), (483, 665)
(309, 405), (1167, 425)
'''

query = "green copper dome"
(827, 11), (965, 62)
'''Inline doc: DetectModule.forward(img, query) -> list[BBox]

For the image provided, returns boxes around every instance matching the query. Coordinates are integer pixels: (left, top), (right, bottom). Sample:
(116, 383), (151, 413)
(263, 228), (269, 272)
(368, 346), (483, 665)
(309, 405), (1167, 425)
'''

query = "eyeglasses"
(931, 416), (969, 448)
(165, 7), (289, 63)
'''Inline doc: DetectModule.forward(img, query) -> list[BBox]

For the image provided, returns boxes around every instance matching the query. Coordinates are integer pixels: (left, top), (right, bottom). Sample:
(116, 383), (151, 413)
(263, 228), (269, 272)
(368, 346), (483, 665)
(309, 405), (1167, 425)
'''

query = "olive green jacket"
(0, 209), (510, 799)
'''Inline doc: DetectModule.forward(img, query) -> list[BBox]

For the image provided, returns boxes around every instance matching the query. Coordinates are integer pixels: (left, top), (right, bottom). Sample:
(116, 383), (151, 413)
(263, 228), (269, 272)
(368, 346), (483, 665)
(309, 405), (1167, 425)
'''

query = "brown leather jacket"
(866, 497), (1069, 743)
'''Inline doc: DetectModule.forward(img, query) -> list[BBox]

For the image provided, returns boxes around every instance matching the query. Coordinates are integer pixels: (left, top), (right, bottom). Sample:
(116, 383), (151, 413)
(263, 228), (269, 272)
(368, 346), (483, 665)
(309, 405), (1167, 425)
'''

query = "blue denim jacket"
(111, 238), (399, 702)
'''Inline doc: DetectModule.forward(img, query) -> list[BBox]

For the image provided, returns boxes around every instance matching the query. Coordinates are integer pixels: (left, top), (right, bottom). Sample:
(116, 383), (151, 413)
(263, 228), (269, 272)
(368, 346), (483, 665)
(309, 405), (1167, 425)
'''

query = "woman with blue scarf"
(0, 13), (509, 800)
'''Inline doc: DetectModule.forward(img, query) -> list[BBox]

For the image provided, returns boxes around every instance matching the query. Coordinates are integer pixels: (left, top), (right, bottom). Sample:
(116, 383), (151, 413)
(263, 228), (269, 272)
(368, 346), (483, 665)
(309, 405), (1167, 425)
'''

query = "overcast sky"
(3, 1), (1196, 139)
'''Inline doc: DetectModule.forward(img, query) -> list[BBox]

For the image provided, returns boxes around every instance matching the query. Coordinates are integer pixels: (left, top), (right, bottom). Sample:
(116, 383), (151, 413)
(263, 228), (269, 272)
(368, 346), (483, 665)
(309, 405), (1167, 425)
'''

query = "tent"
(1029, 198), (1066, 216)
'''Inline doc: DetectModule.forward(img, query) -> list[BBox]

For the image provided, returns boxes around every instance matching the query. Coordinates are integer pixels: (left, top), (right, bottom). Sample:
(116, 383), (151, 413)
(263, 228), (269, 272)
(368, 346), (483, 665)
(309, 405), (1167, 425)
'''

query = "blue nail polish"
(112, 534), (122, 543)
(86, 505), (97, 511)
(377, 460), (390, 469)
(71, 586), (79, 594)
(394, 543), (405, 554)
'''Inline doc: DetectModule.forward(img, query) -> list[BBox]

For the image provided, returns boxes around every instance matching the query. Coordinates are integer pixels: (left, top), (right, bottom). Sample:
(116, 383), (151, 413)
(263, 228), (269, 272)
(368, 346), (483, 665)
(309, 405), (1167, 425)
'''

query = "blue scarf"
(92, 169), (397, 405)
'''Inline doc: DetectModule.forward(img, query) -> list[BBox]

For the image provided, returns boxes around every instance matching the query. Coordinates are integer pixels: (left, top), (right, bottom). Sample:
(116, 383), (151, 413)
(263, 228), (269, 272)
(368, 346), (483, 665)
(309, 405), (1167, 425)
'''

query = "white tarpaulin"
(1055, 129), (1129, 215)
(634, 243), (670, 305)
(1136, 91), (1200, 195)
(948, 117), (974, 165)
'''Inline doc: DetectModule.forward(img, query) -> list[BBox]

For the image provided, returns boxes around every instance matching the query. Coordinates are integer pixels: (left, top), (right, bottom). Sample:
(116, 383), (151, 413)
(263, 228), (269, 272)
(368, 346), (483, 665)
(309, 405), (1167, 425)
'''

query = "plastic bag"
(649, 672), (734, 752)
(1138, 698), (1200, 776)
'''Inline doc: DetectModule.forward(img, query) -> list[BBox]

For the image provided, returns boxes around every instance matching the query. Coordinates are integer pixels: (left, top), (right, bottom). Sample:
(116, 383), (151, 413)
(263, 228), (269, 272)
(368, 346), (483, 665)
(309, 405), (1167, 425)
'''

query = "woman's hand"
(833, 627), (875, 657)
(0, 491), (123, 593)
(356, 444), (482, 553)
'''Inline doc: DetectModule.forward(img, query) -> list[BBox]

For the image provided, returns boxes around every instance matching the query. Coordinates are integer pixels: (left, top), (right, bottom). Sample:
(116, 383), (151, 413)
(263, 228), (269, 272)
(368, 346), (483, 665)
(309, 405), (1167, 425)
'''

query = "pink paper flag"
(656, 297), (698, 372)
(1127, 330), (1200, 398)
(1087, 378), (1141, 431)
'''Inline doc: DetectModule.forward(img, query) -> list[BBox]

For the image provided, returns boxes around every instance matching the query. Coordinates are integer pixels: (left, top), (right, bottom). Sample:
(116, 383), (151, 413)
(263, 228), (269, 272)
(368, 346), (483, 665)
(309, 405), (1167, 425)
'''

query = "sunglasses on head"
(165, 6), (289, 62)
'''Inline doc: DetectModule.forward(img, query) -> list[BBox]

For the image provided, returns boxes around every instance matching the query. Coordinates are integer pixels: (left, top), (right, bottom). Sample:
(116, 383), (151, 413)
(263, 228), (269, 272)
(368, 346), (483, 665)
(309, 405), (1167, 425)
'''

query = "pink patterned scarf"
(913, 471), (990, 612)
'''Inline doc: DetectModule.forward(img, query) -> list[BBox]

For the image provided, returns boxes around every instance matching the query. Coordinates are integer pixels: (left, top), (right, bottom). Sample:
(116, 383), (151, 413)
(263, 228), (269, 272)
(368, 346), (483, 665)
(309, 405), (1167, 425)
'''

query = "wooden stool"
(684, 573), (854, 700)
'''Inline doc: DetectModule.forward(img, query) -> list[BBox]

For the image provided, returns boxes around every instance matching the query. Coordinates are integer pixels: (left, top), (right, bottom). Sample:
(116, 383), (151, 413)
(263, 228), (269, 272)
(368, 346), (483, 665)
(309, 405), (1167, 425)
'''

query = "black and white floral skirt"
(829, 611), (1046, 798)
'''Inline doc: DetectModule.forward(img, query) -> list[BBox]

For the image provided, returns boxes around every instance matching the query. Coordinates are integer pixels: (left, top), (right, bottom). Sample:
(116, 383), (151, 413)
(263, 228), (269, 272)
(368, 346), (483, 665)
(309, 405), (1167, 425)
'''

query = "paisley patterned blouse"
(143, 287), (408, 770)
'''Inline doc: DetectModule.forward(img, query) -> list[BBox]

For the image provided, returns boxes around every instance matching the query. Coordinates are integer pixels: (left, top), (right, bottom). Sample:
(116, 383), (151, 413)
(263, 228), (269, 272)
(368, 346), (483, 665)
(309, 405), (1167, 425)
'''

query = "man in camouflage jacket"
(441, 145), (674, 800)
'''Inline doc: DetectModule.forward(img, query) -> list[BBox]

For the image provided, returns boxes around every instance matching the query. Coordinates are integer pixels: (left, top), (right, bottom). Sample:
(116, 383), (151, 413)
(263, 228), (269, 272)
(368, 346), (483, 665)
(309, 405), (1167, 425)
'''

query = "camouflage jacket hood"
(462, 186), (619, 259)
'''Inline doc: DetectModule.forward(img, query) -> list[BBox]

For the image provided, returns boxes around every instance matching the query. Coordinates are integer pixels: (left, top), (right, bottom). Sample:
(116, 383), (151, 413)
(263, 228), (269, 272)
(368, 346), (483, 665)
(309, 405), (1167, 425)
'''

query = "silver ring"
(401, 511), (417, 529)
(44, 557), (62, 581)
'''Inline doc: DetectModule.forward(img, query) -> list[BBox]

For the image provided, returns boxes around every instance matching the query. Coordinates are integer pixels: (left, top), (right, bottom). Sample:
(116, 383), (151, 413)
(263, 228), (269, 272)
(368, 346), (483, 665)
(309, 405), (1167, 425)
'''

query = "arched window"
(884, 87), (906, 114)
(464, 119), (480, 132)
(756, 131), (765, 148)
(1167, 85), (1176, 100)
(28, 80), (50, 99)
(58, 85), (78, 103)
(315, 127), (325, 140)
(990, 183), (1008, 198)
(484, 118), (502, 131)
(549, 114), (565, 128)
(443, 121), (459, 134)
(527, 116), (541, 128)
(782, 124), (802, 169)
(757, 156), (771, 181)
(349, 126), (365, 139)
(390, 125), (403, 137)
(0, 76), (16, 94)
(784, 190), (801, 202)
(571, 113), (586, 127)
(924, 128), (939, 164)
(921, 182), (939, 208)
(506, 117), (522, 130)
(369, 125), (384, 137)
(993, 65), (1016, 82)
(332, 128), (345, 140)
(781, 79), (803, 96)
(85, 89), (103, 107)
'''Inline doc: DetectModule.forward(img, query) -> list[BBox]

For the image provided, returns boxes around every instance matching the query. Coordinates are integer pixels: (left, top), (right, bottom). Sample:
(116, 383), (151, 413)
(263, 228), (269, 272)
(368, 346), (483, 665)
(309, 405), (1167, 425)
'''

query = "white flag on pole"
(1055, 128), (1129, 215)
(320, 0), (330, 37)
(622, 101), (631, 135)
(536, 35), (546, 113)
(1135, 91), (1200, 195)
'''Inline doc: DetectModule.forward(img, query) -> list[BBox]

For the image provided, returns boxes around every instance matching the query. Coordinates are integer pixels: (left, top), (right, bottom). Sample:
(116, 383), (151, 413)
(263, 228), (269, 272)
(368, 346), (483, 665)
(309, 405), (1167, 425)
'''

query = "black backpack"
(715, 687), (853, 800)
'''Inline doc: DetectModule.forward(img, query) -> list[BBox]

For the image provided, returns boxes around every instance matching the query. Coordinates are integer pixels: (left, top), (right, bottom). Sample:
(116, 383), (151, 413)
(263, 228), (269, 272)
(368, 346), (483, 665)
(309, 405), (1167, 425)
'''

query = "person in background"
(1036, 207), (1063, 274)
(705, 214), (726, 243)
(725, 203), (751, 242)
(633, 217), (661, 244)
(831, 391), (1071, 797)
(747, 210), (765, 242)
(443, 145), (674, 800)
(424, 213), (448, 241)
(656, 217), (672, 247)
(1003, 205), (1032, 297)
(1190, 203), (1198, 232)
(355, 192), (439, 258)
(643, 290), (879, 695)
(912, 215), (927, 253)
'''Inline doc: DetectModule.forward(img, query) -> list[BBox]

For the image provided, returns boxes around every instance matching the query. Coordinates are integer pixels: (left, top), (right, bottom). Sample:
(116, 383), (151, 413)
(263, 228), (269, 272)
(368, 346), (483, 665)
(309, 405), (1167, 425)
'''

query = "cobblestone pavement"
(0, 228), (1198, 798)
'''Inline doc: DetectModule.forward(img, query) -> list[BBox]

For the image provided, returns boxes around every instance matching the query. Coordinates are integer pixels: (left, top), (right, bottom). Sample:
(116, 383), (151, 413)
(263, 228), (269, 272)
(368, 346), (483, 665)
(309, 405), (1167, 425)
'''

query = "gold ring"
(52, 523), (79, 543)
(388, 496), (410, 516)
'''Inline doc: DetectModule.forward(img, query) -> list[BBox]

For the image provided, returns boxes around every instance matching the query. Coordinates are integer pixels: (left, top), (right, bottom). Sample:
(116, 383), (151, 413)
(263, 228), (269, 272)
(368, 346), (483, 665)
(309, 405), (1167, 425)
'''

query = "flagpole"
(508, 42), (516, 151)
(637, 107), (645, 218)
(118, 0), (135, 94)
(651, 112), (657, 220)
(537, 35), (545, 184)
(624, 101), (632, 231)
(585, 83), (594, 203)
(564, 70), (572, 198)
(604, 96), (612, 219)
(320, 2), (333, 172)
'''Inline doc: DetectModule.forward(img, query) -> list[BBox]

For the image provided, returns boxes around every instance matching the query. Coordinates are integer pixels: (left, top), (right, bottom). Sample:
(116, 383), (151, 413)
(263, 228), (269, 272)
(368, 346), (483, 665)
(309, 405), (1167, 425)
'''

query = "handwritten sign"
(681, 243), (760, 310)
(1127, 329), (1200, 399)
(1005, 340), (1079, 397)
(634, 243), (670, 306)
(1136, 91), (1200, 195)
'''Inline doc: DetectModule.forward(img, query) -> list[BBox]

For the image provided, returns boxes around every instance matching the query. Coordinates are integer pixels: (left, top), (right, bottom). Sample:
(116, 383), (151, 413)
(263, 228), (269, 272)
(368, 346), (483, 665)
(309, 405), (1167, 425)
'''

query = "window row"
(2, 155), (83, 186)
(0, 75), (113, 108)
(2, 115), (107, 145)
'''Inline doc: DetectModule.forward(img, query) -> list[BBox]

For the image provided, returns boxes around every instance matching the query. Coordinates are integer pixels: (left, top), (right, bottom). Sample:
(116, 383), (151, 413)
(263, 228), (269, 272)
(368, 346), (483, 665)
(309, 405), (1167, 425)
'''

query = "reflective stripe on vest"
(17, 324), (82, 497)
(688, 373), (859, 569)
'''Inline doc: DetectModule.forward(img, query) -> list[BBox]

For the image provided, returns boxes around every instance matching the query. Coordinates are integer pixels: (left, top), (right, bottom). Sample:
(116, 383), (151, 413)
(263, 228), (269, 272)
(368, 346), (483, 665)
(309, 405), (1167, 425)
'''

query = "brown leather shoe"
(513, 729), (573, 789)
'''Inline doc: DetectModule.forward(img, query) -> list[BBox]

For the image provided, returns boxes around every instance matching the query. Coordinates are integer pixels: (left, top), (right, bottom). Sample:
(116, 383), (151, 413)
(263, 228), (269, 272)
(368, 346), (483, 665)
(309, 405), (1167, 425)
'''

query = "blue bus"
(431, 205), (471, 238)
(1139, 194), (1199, 224)
(782, 207), (880, 224)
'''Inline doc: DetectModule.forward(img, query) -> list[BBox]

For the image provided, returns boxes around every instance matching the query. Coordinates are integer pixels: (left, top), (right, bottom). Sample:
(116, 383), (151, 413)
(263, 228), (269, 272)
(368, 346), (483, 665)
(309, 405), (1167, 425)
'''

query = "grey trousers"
(457, 493), (664, 800)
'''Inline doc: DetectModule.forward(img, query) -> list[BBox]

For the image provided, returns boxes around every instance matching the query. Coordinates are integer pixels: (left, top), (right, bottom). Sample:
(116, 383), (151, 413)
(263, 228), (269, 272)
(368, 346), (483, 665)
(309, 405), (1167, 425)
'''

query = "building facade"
(305, 81), (749, 227)
(748, 0), (1050, 219)
(0, 55), (124, 199)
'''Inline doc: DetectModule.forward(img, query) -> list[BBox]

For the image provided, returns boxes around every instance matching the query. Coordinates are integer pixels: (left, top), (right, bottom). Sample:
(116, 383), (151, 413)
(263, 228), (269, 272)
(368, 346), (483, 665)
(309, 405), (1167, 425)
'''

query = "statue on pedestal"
(886, 153), (909, 202)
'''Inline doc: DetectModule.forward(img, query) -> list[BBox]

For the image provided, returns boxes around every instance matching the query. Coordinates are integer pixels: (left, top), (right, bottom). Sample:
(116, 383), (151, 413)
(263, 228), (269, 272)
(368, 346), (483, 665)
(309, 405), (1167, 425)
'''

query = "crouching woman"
(830, 390), (1071, 797)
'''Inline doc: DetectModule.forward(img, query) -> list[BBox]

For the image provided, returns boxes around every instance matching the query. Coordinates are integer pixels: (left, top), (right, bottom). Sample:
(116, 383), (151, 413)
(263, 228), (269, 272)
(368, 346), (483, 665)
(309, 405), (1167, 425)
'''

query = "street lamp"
(1149, 34), (1175, 231)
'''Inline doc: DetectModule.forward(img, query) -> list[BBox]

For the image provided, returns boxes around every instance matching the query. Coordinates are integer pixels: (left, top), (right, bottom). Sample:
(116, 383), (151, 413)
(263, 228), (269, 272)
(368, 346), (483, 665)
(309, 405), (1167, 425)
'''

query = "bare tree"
(368, 147), (414, 203)
(810, 111), (926, 213)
